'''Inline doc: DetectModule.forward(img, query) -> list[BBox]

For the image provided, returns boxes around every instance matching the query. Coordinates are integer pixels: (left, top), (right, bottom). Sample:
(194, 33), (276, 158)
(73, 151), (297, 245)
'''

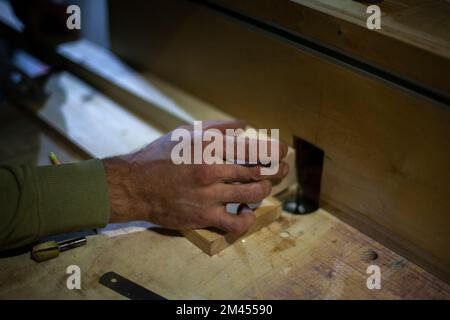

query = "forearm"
(0, 159), (110, 250)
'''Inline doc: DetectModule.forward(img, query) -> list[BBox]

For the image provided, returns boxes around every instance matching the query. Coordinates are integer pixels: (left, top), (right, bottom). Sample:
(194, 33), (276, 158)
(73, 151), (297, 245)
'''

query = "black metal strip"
(99, 272), (167, 300)
(189, 0), (450, 108)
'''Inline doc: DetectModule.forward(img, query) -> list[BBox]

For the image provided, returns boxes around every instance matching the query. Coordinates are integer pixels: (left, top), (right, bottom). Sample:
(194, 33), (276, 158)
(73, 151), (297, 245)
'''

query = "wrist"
(102, 156), (141, 223)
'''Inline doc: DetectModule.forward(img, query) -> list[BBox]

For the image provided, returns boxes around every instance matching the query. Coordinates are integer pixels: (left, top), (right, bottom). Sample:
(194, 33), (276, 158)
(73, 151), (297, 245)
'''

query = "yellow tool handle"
(31, 237), (87, 262)
(31, 241), (60, 262)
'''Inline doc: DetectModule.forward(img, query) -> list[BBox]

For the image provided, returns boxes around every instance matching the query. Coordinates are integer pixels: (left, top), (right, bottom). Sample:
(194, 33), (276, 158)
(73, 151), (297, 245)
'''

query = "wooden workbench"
(109, 0), (450, 282)
(0, 103), (448, 299)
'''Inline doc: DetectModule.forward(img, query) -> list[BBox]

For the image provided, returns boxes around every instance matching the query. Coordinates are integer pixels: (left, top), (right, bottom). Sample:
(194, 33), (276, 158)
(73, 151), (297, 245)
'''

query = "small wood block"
(182, 197), (282, 255)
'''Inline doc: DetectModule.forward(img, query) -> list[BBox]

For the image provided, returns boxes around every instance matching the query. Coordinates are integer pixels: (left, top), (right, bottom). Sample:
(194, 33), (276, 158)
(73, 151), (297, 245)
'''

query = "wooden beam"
(208, 0), (450, 96)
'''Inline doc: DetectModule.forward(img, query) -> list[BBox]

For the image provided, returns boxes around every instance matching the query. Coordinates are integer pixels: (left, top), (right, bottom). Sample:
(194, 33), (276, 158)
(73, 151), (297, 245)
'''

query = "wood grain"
(210, 0), (450, 96)
(182, 198), (282, 255)
(109, 0), (450, 282)
(1, 64), (449, 300)
(22, 71), (163, 159)
(1, 208), (449, 299)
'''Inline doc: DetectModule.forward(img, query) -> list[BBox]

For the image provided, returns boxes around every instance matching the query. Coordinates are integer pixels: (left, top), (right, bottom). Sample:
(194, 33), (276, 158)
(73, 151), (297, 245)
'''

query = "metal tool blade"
(99, 271), (166, 300)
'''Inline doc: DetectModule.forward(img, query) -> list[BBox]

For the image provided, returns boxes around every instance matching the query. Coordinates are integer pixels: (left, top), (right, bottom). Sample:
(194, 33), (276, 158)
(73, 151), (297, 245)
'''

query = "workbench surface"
(0, 103), (449, 299)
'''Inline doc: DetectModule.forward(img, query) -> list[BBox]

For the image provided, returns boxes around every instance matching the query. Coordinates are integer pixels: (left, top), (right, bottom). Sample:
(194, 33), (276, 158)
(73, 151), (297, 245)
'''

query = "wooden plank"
(26, 71), (163, 159)
(209, 0), (450, 96)
(58, 40), (191, 132)
(182, 198), (282, 255)
(109, 0), (450, 282)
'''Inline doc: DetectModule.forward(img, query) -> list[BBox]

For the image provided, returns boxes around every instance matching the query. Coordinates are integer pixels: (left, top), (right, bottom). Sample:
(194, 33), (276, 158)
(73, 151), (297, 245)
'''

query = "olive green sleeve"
(0, 159), (110, 250)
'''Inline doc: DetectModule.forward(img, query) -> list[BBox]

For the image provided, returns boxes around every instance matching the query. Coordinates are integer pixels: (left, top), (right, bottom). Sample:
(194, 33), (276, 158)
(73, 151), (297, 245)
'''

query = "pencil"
(48, 152), (61, 165)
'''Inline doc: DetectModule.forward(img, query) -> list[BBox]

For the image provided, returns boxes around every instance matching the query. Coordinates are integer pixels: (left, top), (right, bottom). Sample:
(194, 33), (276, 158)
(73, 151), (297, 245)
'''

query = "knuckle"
(194, 165), (214, 185)
(191, 167), (205, 184)
(248, 182), (270, 201)
(247, 186), (261, 202)
(200, 186), (219, 203)
(218, 185), (236, 202)
(263, 180), (272, 196)
(220, 188), (230, 201)
(224, 165), (241, 181)
(231, 187), (246, 202)
(248, 213), (256, 225)
(250, 166), (262, 180)
(228, 220), (244, 234)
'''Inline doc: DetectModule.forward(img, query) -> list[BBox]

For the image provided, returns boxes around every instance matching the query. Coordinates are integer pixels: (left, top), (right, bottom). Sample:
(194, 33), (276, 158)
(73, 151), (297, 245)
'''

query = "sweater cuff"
(34, 159), (110, 237)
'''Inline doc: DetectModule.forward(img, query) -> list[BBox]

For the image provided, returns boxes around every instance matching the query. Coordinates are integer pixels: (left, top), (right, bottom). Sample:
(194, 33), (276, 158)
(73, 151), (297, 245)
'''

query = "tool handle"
(58, 237), (87, 252)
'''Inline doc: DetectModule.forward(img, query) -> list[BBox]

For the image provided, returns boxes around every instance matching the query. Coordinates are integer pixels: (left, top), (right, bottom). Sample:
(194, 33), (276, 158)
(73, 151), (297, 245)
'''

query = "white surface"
(97, 221), (156, 238)
(58, 40), (195, 123)
(40, 71), (162, 158)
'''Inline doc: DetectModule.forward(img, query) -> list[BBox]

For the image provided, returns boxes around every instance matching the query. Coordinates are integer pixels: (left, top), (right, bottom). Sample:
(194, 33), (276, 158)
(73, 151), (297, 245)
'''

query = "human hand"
(103, 120), (289, 235)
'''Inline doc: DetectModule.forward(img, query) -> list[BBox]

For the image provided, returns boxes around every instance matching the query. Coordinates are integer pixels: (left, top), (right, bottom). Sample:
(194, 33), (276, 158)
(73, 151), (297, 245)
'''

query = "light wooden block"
(182, 197), (282, 255)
